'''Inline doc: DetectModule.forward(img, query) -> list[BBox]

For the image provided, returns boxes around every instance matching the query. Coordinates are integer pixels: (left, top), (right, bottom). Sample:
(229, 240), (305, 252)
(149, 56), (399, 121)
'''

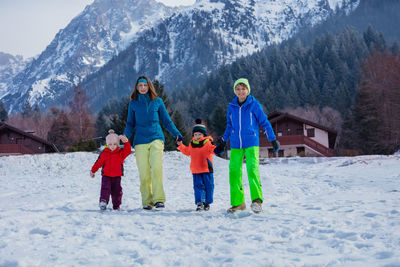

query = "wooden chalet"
(0, 122), (58, 155)
(260, 111), (337, 157)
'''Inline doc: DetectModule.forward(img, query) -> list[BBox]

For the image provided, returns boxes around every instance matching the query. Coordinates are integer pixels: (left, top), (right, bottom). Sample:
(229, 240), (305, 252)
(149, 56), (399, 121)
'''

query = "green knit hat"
(233, 78), (251, 94)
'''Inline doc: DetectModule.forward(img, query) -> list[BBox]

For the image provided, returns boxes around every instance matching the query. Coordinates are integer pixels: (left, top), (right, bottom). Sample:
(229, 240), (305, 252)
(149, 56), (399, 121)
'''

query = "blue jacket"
(222, 95), (276, 149)
(123, 94), (181, 146)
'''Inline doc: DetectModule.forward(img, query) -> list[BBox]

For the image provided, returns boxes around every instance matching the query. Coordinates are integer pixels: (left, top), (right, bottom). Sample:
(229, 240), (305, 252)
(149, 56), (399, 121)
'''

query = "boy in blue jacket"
(216, 78), (279, 213)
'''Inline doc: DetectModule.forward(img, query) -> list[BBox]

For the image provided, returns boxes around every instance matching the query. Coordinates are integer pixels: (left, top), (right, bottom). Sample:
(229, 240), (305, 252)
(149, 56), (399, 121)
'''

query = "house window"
(297, 146), (305, 156)
(307, 128), (315, 137)
(268, 149), (284, 157)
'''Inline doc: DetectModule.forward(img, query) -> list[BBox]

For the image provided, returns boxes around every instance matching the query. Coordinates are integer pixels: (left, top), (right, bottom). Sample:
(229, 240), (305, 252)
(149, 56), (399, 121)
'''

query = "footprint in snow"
(29, 228), (51, 235)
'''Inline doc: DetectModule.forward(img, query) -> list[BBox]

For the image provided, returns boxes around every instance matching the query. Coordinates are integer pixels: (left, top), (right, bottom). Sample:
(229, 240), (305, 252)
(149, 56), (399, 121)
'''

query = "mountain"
(297, 0), (400, 47)
(1, 0), (359, 113)
(1, 0), (175, 113)
(0, 52), (30, 98)
(82, 0), (360, 112)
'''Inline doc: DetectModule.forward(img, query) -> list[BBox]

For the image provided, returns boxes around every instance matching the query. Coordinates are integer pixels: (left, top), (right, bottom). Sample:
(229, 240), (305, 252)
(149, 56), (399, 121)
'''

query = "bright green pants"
(229, 146), (263, 206)
(134, 139), (165, 206)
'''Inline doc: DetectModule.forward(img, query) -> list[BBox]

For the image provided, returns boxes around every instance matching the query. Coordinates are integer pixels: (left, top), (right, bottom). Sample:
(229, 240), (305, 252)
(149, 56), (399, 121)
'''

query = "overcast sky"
(0, 0), (195, 58)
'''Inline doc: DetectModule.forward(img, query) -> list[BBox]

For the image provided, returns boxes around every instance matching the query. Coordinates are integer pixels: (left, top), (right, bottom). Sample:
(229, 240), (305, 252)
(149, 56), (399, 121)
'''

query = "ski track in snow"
(0, 152), (400, 266)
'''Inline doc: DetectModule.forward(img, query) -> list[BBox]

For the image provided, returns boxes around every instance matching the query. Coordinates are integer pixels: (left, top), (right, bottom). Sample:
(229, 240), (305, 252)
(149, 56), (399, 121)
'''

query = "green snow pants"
(229, 146), (263, 206)
(134, 139), (165, 207)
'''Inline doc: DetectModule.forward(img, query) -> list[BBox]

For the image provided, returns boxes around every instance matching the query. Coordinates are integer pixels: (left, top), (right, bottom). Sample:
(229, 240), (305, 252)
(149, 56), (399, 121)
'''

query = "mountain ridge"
(0, 0), (359, 113)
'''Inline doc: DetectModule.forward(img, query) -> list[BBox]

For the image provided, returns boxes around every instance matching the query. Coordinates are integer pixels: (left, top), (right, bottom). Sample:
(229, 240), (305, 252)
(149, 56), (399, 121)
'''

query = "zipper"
(250, 112), (253, 126)
(239, 106), (242, 148)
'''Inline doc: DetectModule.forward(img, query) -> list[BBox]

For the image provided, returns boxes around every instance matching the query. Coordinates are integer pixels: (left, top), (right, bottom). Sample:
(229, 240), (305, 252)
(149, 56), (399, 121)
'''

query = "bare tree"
(355, 51), (400, 154)
(283, 105), (342, 131)
(68, 84), (96, 143)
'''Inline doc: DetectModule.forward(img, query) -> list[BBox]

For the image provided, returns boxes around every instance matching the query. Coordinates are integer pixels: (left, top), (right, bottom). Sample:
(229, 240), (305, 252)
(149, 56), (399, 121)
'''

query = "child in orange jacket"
(177, 119), (217, 211)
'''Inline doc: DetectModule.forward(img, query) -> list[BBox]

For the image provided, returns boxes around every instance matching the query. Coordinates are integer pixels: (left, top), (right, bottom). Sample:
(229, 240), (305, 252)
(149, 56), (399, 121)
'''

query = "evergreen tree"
(337, 109), (357, 152)
(165, 111), (189, 151)
(153, 80), (179, 151)
(47, 108), (73, 152)
(95, 110), (108, 138)
(32, 104), (41, 123)
(210, 105), (227, 137)
(0, 100), (8, 122)
(22, 100), (33, 118)
(108, 99), (129, 139)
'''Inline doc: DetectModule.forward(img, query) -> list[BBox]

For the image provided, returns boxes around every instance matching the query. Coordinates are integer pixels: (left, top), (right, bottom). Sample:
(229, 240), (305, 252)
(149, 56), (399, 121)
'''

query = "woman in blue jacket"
(217, 78), (279, 214)
(122, 76), (182, 210)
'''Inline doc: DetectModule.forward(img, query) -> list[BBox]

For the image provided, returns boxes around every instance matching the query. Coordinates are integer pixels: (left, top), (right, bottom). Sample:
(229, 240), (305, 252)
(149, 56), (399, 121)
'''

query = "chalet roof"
(0, 122), (58, 151)
(267, 111), (337, 135)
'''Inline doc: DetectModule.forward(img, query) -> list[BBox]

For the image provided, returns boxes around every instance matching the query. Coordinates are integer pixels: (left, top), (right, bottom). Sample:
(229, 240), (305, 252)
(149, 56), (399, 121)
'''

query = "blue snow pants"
(192, 172), (214, 204)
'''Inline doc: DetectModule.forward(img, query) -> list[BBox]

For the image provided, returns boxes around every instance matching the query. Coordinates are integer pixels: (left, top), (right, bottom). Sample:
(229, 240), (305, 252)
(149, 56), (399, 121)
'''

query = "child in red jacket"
(177, 119), (216, 211)
(90, 129), (131, 210)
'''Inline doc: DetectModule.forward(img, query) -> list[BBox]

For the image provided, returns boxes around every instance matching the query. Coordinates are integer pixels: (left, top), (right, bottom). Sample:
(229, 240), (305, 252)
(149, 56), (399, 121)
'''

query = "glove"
(271, 140), (280, 154)
(175, 135), (183, 147)
(214, 138), (226, 155)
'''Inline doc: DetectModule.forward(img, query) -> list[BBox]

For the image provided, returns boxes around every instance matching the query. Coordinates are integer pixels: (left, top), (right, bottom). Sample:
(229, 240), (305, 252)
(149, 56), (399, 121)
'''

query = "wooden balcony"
(0, 144), (35, 155)
(261, 135), (336, 157)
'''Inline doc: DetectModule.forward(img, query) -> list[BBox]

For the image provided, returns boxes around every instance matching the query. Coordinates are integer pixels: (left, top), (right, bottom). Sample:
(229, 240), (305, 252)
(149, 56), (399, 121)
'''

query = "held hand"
(119, 135), (129, 143)
(214, 137), (226, 155)
(90, 171), (95, 178)
(271, 140), (280, 154)
(175, 136), (183, 148)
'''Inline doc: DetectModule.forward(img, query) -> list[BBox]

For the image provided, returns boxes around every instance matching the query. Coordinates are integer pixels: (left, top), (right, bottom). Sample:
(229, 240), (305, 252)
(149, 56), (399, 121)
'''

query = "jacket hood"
(230, 94), (254, 107)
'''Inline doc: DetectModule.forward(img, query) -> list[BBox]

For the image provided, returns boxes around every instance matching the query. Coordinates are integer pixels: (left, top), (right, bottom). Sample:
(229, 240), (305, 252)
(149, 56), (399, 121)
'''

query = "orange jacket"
(177, 136), (215, 174)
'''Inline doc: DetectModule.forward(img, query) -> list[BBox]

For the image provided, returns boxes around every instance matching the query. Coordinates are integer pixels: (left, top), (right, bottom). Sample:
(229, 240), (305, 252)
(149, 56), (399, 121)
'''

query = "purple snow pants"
(100, 176), (123, 210)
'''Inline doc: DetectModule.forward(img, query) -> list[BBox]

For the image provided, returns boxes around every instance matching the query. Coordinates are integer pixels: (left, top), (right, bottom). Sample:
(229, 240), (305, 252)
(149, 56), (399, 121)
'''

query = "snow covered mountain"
(83, 0), (360, 112)
(1, 0), (359, 113)
(1, 0), (175, 113)
(0, 52), (30, 98)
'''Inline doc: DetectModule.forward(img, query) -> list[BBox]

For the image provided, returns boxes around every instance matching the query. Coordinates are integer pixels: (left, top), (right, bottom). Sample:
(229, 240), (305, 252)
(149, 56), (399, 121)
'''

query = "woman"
(216, 78), (279, 214)
(122, 75), (182, 210)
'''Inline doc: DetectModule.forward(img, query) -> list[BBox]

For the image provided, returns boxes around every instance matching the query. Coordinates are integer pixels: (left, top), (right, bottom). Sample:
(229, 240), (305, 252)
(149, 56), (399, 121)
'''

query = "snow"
(327, 0), (343, 10)
(29, 77), (53, 102)
(1, 152), (399, 265)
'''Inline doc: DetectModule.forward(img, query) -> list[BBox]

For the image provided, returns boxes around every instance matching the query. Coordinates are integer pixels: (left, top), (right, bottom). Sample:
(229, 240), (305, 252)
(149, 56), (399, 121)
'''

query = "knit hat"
(233, 78), (251, 94)
(105, 129), (119, 145)
(192, 119), (207, 136)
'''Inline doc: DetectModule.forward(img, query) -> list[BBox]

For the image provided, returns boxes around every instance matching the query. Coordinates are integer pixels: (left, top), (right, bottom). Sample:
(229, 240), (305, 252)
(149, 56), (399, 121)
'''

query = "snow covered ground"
(0, 152), (399, 266)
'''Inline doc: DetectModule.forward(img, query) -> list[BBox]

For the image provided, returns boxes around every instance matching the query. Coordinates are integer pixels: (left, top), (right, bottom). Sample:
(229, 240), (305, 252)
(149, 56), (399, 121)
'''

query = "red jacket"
(177, 136), (215, 174)
(91, 142), (131, 177)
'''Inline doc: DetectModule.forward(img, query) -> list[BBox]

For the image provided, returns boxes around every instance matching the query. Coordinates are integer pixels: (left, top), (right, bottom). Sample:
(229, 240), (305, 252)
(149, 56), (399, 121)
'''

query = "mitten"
(214, 138), (226, 155)
(176, 135), (183, 147)
(271, 140), (280, 154)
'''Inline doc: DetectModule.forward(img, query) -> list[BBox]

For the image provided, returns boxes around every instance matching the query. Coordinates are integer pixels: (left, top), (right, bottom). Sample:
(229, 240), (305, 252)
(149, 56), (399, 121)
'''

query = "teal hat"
(233, 78), (250, 94)
(192, 119), (207, 136)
